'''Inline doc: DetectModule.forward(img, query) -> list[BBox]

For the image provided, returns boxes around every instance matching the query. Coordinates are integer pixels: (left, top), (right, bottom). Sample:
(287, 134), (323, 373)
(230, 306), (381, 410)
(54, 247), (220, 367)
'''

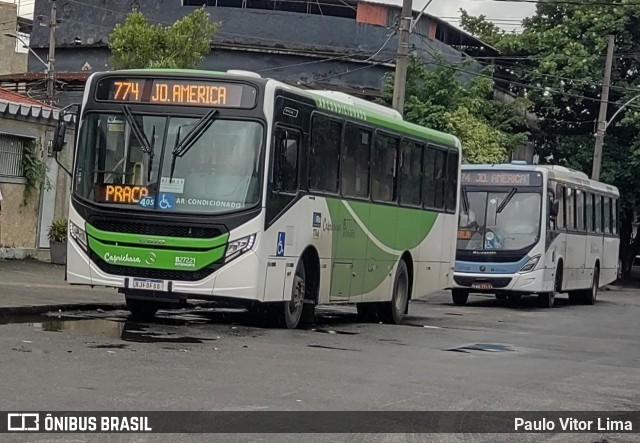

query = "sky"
(2, 0), (537, 31)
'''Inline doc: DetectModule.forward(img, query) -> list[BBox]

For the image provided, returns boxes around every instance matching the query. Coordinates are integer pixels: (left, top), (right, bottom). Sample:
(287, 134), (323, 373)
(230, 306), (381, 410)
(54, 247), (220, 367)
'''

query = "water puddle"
(447, 343), (514, 354)
(32, 318), (215, 344)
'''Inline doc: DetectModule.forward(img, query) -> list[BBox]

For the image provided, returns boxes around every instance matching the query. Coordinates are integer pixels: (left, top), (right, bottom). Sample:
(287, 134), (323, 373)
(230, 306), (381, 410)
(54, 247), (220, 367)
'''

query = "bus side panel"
(415, 211), (445, 298)
(440, 212), (458, 289)
(361, 204), (397, 303)
(564, 232), (586, 291)
(602, 236), (619, 286)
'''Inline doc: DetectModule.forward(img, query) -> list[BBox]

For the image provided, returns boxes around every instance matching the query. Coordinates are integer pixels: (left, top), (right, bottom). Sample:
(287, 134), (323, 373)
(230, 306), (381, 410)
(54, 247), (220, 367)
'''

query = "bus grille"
(91, 253), (221, 282)
(454, 276), (512, 289)
(89, 219), (224, 239)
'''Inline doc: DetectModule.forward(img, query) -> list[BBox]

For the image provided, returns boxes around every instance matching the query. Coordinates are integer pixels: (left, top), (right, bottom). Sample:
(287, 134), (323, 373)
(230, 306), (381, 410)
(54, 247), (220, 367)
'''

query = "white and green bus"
(53, 69), (461, 328)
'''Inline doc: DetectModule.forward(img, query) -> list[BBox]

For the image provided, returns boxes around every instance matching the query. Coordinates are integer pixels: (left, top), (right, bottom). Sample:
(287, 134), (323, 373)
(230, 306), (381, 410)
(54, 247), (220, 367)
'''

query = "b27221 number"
(175, 256), (196, 268)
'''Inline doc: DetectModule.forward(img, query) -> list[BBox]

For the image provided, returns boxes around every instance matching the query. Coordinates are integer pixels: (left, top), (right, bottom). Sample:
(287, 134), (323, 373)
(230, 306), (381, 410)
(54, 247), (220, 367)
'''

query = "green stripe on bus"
(85, 223), (229, 249)
(87, 237), (225, 271)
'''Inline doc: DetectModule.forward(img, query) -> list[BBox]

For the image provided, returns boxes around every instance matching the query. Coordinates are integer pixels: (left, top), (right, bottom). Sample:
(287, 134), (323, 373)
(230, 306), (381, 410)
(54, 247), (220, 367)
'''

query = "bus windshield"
(74, 112), (263, 214)
(458, 190), (541, 251)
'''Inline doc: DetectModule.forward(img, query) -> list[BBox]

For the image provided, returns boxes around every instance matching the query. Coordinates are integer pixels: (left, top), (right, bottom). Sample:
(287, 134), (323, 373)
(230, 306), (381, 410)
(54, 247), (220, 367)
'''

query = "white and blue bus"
(452, 163), (619, 308)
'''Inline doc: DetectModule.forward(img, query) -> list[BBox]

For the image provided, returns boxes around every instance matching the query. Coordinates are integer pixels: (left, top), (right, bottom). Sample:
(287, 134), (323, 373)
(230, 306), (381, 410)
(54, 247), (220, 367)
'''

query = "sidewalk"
(0, 259), (123, 316)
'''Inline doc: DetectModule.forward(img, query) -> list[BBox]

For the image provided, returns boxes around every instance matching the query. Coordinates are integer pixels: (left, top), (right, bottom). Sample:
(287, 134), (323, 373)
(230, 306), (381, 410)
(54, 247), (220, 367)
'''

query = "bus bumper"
(452, 268), (550, 294)
(68, 237), (263, 303)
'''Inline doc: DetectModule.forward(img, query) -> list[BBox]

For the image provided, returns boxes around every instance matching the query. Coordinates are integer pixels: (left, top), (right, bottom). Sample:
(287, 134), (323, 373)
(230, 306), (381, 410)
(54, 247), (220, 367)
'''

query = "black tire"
(280, 260), (306, 329)
(378, 260), (410, 324)
(507, 293), (522, 302)
(356, 303), (378, 322)
(538, 292), (555, 308)
(568, 292), (581, 304)
(495, 293), (508, 300)
(452, 289), (469, 306)
(583, 267), (599, 305)
(126, 298), (159, 320)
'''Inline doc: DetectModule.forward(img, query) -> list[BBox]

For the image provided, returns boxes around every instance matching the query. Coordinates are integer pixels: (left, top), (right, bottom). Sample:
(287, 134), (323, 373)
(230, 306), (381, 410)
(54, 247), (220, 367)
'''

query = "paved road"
(0, 259), (120, 312)
(1, 279), (639, 442)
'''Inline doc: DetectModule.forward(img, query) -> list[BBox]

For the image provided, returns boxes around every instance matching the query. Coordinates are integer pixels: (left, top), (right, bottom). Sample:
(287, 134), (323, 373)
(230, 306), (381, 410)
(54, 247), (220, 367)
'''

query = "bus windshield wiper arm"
(497, 188), (517, 214)
(462, 188), (470, 214)
(169, 109), (218, 181)
(121, 105), (151, 154)
(147, 125), (156, 182)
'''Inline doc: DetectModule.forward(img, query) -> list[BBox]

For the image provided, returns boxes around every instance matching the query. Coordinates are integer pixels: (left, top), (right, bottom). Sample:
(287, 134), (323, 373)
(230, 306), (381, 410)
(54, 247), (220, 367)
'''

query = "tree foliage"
(109, 8), (219, 70)
(460, 0), (640, 275)
(382, 57), (530, 164)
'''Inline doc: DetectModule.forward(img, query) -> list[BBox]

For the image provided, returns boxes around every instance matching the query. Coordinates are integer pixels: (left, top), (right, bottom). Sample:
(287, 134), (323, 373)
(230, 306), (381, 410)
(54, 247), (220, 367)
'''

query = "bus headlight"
(69, 221), (87, 250)
(519, 255), (541, 273)
(225, 234), (256, 262)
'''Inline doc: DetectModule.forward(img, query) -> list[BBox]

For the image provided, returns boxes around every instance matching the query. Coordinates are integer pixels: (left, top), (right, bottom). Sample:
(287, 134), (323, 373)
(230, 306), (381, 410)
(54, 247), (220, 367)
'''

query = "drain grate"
(447, 343), (514, 353)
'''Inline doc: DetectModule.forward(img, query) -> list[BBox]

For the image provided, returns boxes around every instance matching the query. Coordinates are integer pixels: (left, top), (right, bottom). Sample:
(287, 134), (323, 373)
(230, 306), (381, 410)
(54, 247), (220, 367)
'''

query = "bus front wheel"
(126, 298), (159, 320)
(378, 260), (409, 324)
(451, 289), (469, 306)
(278, 261), (306, 329)
(538, 292), (555, 308)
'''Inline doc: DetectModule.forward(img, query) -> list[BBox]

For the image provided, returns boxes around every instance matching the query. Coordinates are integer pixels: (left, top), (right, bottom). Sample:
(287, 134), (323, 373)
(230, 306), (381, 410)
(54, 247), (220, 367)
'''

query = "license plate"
(131, 278), (165, 291)
(472, 282), (493, 290)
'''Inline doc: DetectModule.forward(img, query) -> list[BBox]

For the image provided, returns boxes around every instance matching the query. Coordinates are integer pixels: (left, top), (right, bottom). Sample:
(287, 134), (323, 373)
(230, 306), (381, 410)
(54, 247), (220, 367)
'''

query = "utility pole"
(592, 34), (615, 181)
(392, 0), (412, 115)
(41, 0), (59, 105)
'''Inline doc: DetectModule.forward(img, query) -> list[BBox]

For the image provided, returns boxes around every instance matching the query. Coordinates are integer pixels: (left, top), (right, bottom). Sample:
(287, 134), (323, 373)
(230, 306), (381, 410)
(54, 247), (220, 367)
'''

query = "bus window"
(586, 192), (593, 232)
(273, 128), (299, 194)
(576, 190), (585, 231)
(309, 115), (341, 193)
(604, 197), (611, 234)
(566, 187), (575, 230)
(594, 195), (602, 233)
(399, 139), (423, 207)
(342, 124), (371, 198)
(445, 151), (458, 213)
(372, 132), (399, 202)
(557, 186), (565, 228)
(612, 198), (618, 235)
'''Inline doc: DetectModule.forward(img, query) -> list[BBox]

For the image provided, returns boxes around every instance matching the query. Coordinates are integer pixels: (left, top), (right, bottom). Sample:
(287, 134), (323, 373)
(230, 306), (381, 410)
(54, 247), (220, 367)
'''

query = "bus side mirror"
(52, 121), (67, 153)
(550, 200), (560, 217)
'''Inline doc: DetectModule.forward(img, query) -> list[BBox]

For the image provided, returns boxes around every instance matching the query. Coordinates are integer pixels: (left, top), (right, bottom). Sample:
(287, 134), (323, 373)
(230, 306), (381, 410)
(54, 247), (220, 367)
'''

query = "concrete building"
(19, 0), (496, 106)
(0, 88), (74, 258)
(0, 2), (29, 75)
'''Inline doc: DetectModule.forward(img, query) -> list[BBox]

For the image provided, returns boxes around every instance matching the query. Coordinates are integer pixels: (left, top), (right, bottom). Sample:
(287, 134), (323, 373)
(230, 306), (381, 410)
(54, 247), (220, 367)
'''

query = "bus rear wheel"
(582, 267), (599, 305)
(378, 260), (409, 324)
(126, 298), (159, 320)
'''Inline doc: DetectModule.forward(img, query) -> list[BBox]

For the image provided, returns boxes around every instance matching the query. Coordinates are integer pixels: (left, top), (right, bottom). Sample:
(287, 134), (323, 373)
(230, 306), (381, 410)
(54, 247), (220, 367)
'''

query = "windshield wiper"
(147, 125), (156, 182)
(496, 188), (517, 214)
(121, 105), (151, 154)
(169, 109), (218, 181)
(462, 188), (470, 214)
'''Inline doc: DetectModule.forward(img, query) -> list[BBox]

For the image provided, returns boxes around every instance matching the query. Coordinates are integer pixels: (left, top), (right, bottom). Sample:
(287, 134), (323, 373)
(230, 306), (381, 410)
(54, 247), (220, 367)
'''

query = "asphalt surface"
(1, 279), (639, 442)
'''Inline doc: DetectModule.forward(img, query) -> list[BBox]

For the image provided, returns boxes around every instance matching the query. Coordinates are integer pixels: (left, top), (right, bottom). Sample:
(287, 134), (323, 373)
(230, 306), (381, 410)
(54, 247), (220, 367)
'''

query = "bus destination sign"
(95, 78), (257, 108)
(95, 184), (151, 205)
(461, 171), (542, 187)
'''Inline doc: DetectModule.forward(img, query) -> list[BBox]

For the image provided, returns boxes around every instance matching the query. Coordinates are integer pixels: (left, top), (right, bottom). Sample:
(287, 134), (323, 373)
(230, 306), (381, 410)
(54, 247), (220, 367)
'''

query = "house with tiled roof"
(0, 87), (75, 259)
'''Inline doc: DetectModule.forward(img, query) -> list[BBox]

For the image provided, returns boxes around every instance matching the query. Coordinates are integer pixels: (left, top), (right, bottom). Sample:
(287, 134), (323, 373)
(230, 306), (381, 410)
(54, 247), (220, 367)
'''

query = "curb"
(0, 303), (126, 319)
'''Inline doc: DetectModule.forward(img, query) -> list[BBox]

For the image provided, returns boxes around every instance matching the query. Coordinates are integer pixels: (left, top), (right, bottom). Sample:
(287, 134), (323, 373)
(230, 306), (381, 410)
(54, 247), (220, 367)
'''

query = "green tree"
(109, 8), (219, 70)
(381, 57), (530, 164)
(460, 0), (640, 276)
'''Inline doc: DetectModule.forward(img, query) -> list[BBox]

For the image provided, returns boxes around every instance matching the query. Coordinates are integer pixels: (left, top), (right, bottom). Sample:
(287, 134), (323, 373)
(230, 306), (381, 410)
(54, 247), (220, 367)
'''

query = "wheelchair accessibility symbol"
(158, 193), (175, 210)
(276, 232), (285, 257)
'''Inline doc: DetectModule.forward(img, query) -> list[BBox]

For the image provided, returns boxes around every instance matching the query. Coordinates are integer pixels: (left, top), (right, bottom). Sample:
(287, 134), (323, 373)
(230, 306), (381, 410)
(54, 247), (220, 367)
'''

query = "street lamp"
(4, 32), (55, 105)
(3, 32), (49, 71)
(605, 93), (640, 131)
